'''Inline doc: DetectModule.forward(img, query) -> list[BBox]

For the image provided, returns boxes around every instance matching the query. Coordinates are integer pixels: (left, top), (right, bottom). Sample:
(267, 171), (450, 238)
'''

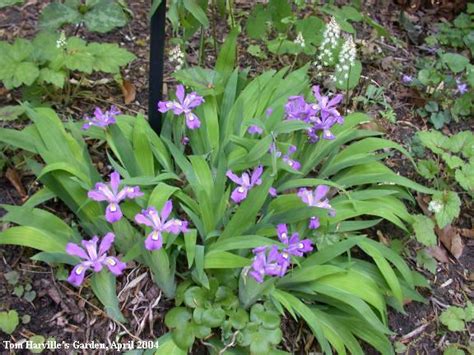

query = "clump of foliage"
(0, 0), (23, 8)
(417, 130), (473, 196)
(353, 84), (397, 123)
(0, 32), (135, 101)
(427, 4), (474, 56)
(245, 3), (367, 90)
(39, 0), (131, 33)
(0, 31), (433, 354)
(439, 301), (473, 332)
(409, 51), (473, 128)
(405, 5), (473, 129)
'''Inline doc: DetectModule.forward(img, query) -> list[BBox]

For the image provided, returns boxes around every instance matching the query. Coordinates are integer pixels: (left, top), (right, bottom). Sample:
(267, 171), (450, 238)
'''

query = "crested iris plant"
(88, 171), (143, 223)
(250, 224), (313, 283)
(226, 166), (263, 203)
(135, 201), (188, 250)
(157, 84), (204, 129)
(66, 233), (126, 286)
(0, 51), (434, 353)
(82, 106), (121, 130)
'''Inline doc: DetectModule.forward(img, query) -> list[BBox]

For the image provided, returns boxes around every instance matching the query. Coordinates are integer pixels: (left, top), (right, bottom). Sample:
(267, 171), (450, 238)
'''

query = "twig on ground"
(401, 323), (429, 341)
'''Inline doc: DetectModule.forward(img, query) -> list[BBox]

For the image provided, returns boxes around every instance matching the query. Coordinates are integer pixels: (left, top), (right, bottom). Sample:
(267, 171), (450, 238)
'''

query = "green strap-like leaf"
(90, 270), (126, 323)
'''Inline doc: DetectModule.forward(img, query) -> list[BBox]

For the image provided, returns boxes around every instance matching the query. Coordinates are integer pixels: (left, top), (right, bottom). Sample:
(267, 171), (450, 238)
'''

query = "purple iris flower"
(249, 224), (313, 283)
(266, 108), (273, 117)
(282, 145), (301, 170)
(135, 201), (188, 251)
(456, 79), (468, 95)
(82, 106), (121, 130)
(88, 171), (143, 223)
(311, 86), (344, 124)
(277, 224), (313, 257)
(249, 246), (290, 283)
(285, 96), (313, 121)
(402, 74), (413, 84)
(248, 125), (263, 135)
(308, 216), (320, 230)
(269, 143), (281, 156)
(66, 233), (126, 286)
(226, 166), (263, 203)
(307, 114), (339, 141)
(269, 187), (278, 197)
(181, 136), (190, 145)
(298, 185), (335, 216)
(157, 84), (204, 130)
(283, 86), (344, 143)
(249, 247), (267, 283)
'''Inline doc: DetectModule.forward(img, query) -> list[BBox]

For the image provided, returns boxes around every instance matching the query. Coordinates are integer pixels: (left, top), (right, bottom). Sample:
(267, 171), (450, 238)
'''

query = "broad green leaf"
(84, 0), (128, 33)
(0, 105), (25, 121)
(268, 0), (292, 32)
(412, 214), (437, 246)
(432, 191), (461, 228)
(38, 68), (66, 88)
(88, 43), (135, 73)
(39, 3), (81, 30)
(439, 306), (466, 331)
(64, 37), (94, 73)
(10, 38), (34, 62)
(246, 4), (271, 39)
(0, 310), (19, 334)
(13, 62), (39, 87)
(442, 53), (469, 73)
(335, 60), (362, 91)
(455, 163), (474, 192)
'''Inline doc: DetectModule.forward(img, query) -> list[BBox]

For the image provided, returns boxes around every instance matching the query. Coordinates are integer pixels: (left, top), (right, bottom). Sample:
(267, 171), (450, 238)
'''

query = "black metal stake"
(148, 0), (167, 133)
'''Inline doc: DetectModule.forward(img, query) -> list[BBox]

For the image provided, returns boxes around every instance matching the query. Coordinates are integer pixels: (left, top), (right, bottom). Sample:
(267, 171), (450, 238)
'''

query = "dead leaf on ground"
(416, 194), (431, 215)
(436, 225), (464, 259)
(5, 167), (27, 199)
(121, 80), (136, 104)
(359, 120), (386, 133)
(381, 56), (394, 70)
(426, 246), (450, 263)
(376, 230), (390, 246)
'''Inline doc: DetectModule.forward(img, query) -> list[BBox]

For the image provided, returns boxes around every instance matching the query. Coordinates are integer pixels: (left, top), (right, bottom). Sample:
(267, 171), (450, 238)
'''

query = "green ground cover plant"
(0, 32), (437, 353)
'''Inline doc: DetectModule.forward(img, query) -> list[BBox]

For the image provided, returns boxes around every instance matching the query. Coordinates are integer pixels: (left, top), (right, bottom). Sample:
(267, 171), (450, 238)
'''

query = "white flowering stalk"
(169, 45), (185, 71)
(314, 17), (341, 69)
(295, 32), (305, 49)
(56, 31), (67, 49)
(335, 35), (356, 86)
